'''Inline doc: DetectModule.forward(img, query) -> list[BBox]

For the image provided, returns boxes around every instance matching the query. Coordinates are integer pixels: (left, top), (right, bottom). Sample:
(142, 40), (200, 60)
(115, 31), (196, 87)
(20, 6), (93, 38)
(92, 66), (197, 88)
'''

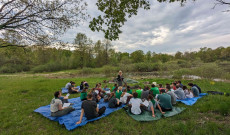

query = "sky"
(59, 0), (230, 54)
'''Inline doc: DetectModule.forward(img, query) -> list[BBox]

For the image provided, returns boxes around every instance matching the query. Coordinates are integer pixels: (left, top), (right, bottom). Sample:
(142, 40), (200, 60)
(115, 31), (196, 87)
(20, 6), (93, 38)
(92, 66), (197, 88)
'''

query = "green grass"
(0, 75), (230, 135)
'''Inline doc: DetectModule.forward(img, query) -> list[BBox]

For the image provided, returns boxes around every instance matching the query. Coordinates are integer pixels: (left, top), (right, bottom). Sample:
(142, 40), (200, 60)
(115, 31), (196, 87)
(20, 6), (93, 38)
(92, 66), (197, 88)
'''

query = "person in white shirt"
(120, 89), (133, 104)
(128, 92), (144, 115)
(182, 86), (194, 98)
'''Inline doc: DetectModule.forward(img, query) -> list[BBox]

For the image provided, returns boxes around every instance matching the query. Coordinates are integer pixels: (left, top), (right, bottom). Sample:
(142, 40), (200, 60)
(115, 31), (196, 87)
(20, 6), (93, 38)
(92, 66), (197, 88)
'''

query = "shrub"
(31, 61), (64, 73)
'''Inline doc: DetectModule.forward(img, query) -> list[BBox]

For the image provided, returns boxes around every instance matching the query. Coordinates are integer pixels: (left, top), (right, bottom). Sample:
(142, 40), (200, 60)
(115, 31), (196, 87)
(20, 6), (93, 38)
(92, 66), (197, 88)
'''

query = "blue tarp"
(61, 86), (80, 94)
(176, 93), (208, 106)
(34, 97), (125, 130)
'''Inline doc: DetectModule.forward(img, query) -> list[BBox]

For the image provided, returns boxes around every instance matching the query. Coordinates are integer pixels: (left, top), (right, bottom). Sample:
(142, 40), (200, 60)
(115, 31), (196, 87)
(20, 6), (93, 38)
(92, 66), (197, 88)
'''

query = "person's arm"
(76, 109), (84, 124)
(63, 96), (68, 99)
(116, 98), (120, 105)
(96, 106), (99, 113)
(58, 103), (65, 110)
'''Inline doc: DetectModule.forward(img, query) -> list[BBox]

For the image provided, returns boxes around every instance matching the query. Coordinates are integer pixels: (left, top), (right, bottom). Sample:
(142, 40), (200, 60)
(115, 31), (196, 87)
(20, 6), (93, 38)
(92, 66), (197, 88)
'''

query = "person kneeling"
(50, 91), (74, 117)
(76, 94), (106, 124)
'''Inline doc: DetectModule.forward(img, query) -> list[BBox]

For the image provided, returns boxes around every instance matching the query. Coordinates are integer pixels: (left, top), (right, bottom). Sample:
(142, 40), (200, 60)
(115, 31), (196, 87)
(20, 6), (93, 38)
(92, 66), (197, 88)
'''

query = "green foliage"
(31, 61), (64, 73)
(134, 62), (162, 72)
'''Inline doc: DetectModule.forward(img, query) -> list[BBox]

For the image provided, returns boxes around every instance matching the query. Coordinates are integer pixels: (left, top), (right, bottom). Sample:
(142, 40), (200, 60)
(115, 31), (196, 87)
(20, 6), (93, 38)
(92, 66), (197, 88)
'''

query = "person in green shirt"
(136, 87), (142, 98)
(80, 88), (88, 101)
(156, 89), (172, 111)
(112, 84), (118, 93)
(150, 83), (160, 97)
(127, 86), (132, 94)
(115, 86), (123, 99)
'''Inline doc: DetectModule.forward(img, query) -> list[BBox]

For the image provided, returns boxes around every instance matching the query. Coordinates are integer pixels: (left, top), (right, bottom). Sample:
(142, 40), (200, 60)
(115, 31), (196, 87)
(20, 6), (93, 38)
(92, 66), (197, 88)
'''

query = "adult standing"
(117, 70), (124, 86)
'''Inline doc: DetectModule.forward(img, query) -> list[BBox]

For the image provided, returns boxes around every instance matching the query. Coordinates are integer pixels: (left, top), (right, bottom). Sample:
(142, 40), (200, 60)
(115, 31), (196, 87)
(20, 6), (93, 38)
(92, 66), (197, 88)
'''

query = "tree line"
(0, 33), (229, 73)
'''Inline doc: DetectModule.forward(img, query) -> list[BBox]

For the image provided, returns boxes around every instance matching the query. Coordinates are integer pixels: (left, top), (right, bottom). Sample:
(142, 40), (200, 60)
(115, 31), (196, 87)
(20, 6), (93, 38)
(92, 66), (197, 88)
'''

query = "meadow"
(0, 74), (230, 135)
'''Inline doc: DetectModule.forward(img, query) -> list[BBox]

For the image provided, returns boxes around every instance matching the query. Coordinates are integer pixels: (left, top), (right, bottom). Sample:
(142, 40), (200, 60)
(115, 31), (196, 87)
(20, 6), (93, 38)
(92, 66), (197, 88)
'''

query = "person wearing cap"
(150, 82), (160, 98)
(156, 89), (173, 111)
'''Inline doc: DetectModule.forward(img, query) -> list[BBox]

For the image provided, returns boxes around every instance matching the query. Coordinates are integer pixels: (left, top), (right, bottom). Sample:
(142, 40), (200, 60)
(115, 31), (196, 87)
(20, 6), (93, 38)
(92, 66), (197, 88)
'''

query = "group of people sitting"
(50, 80), (202, 125)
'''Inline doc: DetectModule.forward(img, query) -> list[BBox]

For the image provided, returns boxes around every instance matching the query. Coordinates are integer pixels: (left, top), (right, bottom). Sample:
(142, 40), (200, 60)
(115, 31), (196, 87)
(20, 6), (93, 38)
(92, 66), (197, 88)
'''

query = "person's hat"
(152, 82), (157, 86)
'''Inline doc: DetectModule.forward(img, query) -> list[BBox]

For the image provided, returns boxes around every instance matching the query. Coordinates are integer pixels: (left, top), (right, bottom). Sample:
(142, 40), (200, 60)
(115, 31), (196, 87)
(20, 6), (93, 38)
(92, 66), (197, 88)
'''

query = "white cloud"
(151, 26), (170, 45)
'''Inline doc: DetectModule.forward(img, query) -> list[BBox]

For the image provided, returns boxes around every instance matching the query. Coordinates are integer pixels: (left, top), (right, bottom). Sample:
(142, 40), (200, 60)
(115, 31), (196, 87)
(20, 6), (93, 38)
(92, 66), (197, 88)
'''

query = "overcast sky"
(59, 0), (230, 54)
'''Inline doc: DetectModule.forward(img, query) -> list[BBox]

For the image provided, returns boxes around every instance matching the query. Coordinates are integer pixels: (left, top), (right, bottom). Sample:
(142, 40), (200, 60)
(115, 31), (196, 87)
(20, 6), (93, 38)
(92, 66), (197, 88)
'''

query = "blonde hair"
(118, 86), (123, 91)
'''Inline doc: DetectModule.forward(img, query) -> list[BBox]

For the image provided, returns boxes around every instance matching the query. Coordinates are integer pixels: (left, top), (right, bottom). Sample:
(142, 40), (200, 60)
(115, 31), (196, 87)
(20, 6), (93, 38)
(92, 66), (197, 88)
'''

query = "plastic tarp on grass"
(125, 107), (186, 121)
(61, 86), (80, 94)
(124, 78), (139, 84)
(176, 93), (208, 106)
(34, 97), (125, 130)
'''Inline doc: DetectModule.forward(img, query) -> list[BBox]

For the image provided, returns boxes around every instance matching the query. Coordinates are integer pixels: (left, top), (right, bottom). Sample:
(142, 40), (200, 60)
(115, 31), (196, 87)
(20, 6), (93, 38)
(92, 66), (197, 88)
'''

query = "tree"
(73, 33), (90, 69)
(103, 39), (112, 65)
(130, 50), (144, 63)
(0, 0), (87, 45)
(175, 51), (183, 59)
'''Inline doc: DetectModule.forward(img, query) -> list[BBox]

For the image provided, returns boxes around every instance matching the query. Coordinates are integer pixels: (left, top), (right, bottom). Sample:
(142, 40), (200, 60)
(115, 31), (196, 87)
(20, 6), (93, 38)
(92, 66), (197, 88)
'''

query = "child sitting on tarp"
(115, 86), (123, 100)
(150, 82), (160, 98)
(50, 91), (75, 117)
(103, 85), (111, 93)
(156, 89), (173, 111)
(174, 85), (185, 100)
(128, 92), (145, 115)
(142, 95), (165, 117)
(188, 83), (200, 97)
(120, 89), (133, 104)
(112, 84), (118, 93)
(65, 81), (72, 89)
(80, 88), (88, 101)
(141, 86), (150, 100)
(136, 87), (142, 98)
(76, 94), (106, 124)
(166, 85), (177, 105)
(90, 88), (101, 103)
(182, 86), (194, 98)
(127, 86), (132, 94)
(108, 92), (122, 108)
(68, 82), (79, 94)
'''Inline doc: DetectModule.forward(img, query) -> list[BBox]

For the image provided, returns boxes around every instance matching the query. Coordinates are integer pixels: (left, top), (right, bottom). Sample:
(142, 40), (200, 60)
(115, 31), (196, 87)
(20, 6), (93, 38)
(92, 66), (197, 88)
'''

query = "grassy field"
(0, 74), (230, 135)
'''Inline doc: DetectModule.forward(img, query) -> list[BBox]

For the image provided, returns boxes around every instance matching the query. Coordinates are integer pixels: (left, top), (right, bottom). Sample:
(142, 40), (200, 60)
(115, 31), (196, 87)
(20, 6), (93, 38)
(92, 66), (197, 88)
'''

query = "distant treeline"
(0, 34), (230, 75)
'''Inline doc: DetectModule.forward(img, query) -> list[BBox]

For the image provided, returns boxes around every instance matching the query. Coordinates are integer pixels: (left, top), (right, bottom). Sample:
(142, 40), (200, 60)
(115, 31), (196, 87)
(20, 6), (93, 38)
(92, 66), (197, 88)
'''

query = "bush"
(31, 61), (64, 73)
(191, 63), (224, 79)
(172, 68), (191, 79)
(0, 64), (30, 73)
(134, 62), (162, 72)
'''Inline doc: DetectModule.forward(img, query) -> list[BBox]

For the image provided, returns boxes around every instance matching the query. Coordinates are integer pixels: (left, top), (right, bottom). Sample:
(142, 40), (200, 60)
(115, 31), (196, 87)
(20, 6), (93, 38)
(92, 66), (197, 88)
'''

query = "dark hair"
(166, 85), (170, 90)
(151, 84), (155, 87)
(71, 82), (75, 85)
(159, 84), (163, 88)
(182, 86), (187, 90)
(147, 94), (153, 100)
(54, 91), (60, 98)
(70, 81), (73, 83)
(161, 89), (166, 93)
(127, 86), (130, 90)
(82, 88), (88, 92)
(87, 93), (93, 99)
(176, 84), (180, 89)
(114, 84), (118, 86)
(173, 82), (176, 86)
(133, 92), (138, 98)
(188, 83), (193, 86)
(178, 81), (181, 84)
